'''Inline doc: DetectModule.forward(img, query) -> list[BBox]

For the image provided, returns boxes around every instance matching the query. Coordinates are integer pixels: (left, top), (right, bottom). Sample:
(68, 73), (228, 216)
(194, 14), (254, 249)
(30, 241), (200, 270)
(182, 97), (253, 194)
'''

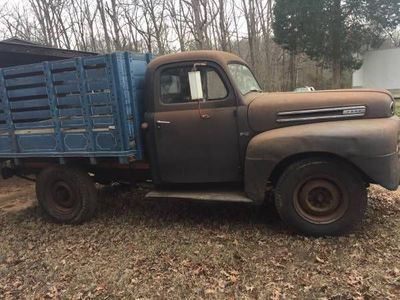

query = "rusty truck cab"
(143, 51), (257, 185)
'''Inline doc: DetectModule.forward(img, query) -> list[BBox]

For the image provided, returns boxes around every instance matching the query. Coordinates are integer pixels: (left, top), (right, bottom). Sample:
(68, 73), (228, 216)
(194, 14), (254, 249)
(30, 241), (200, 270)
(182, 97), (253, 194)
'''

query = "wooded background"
(0, 0), (399, 91)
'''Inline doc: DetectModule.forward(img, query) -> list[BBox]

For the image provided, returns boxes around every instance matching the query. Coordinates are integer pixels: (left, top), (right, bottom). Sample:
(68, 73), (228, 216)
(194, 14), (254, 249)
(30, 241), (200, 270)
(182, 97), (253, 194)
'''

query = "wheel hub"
(294, 178), (348, 224)
(51, 181), (75, 210)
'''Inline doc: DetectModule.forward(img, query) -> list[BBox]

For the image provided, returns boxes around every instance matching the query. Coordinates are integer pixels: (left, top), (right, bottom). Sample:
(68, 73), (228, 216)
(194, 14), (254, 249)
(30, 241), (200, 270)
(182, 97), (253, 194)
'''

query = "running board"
(146, 190), (254, 203)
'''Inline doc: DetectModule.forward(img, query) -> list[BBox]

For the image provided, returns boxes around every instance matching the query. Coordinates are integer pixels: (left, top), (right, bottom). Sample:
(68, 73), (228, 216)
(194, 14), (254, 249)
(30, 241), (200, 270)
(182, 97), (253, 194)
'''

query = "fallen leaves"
(205, 288), (216, 295)
(346, 271), (364, 287)
(0, 181), (400, 299)
(220, 269), (239, 284)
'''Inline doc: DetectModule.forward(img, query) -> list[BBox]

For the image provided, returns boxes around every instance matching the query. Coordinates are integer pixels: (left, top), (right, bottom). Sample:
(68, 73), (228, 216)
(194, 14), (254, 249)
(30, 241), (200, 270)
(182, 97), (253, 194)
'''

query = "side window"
(205, 69), (228, 100)
(160, 66), (228, 104)
(160, 67), (192, 104)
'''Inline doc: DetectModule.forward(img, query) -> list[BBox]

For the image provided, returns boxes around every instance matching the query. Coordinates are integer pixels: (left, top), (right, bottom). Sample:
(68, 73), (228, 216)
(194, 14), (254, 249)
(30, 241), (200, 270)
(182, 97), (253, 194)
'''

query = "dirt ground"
(1, 178), (400, 299)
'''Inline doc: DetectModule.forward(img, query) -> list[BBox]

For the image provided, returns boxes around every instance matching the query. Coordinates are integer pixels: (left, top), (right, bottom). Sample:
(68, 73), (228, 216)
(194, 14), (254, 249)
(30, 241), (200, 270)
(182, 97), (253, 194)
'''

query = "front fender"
(245, 117), (400, 202)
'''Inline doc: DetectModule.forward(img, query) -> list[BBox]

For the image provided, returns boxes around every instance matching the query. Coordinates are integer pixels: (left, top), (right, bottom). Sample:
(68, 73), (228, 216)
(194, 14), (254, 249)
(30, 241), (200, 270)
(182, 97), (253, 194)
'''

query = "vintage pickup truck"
(0, 50), (399, 236)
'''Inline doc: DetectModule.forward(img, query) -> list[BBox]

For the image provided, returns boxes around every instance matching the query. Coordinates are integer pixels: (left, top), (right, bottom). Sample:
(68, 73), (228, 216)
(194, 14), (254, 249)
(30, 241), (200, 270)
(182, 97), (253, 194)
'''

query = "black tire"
(36, 166), (97, 224)
(274, 158), (367, 236)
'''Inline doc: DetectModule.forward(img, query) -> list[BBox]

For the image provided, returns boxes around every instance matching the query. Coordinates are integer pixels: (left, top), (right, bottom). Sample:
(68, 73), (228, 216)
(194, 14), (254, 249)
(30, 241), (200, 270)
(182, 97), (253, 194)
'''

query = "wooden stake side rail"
(0, 52), (151, 164)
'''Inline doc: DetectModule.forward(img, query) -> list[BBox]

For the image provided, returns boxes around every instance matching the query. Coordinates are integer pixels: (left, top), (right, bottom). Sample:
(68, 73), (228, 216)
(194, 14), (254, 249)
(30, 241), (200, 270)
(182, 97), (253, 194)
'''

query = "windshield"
(228, 63), (262, 95)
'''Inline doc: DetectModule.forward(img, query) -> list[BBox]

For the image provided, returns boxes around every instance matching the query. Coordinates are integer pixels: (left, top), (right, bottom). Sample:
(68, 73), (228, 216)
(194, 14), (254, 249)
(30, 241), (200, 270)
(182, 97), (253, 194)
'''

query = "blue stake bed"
(0, 52), (151, 164)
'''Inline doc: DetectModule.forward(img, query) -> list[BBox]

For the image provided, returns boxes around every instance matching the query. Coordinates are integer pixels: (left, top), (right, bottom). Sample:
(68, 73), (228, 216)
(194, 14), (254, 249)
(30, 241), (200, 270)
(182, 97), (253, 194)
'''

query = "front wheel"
(274, 158), (367, 236)
(36, 166), (97, 224)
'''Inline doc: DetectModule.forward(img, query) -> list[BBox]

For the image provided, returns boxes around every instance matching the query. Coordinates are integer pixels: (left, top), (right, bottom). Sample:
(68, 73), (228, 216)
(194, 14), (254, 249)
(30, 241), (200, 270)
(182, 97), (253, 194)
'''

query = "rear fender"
(245, 117), (400, 203)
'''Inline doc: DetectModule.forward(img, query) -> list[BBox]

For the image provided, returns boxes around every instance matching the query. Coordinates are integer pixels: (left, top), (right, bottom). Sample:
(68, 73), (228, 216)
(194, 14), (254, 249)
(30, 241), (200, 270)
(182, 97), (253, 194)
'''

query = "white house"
(353, 48), (400, 98)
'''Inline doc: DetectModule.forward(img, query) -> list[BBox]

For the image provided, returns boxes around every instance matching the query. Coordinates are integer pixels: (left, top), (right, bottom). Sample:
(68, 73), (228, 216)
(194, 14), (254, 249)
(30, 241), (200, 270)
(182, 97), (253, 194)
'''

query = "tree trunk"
(331, 0), (342, 89)
(232, 2), (241, 56)
(289, 50), (296, 91)
(242, 0), (257, 68)
(109, 0), (122, 51)
(219, 0), (227, 51)
(282, 51), (286, 91)
(332, 59), (341, 89)
(192, 0), (204, 50)
(315, 63), (320, 89)
(97, 0), (112, 53)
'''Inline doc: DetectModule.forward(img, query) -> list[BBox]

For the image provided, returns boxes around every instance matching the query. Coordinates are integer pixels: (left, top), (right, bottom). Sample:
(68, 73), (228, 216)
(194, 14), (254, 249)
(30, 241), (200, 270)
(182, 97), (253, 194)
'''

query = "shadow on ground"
(95, 184), (285, 232)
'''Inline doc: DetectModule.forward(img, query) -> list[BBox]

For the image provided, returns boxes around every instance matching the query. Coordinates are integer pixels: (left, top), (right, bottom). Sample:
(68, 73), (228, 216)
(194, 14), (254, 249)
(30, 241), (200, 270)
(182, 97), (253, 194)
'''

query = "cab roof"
(147, 50), (248, 71)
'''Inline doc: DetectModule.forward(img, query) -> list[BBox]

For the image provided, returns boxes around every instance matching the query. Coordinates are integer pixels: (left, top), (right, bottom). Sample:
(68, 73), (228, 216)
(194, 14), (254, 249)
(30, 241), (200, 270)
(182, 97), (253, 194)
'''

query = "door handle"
(156, 120), (171, 124)
(156, 120), (171, 129)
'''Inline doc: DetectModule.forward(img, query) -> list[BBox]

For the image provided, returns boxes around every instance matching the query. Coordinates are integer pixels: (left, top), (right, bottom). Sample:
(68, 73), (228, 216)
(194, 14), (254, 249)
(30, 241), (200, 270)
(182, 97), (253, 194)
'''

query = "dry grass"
(1, 178), (400, 299)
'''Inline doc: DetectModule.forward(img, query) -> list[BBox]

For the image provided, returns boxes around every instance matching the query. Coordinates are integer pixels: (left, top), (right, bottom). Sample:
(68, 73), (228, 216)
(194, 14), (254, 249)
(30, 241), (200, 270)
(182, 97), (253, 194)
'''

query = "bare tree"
(218, 0), (227, 51)
(141, 0), (167, 54)
(105, 0), (122, 50)
(167, 0), (188, 52)
(188, 0), (206, 49)
(96, 0), (112, 52)
(0, 0), (356, 90)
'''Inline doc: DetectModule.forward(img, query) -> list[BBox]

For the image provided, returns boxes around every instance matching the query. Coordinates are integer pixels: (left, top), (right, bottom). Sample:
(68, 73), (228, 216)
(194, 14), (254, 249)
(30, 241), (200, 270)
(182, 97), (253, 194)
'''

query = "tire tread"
(36, 166), (97, 224)
(274, 158), (367, 236)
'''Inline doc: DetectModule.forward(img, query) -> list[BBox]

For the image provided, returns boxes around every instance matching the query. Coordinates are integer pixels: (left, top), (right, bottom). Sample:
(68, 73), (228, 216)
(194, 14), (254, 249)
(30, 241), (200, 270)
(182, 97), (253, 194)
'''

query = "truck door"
(150, 61), (241, 183)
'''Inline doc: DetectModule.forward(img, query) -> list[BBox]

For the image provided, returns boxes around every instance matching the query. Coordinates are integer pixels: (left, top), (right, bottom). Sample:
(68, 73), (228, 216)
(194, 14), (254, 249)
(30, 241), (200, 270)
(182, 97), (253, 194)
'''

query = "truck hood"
(247, 89), (394, 133)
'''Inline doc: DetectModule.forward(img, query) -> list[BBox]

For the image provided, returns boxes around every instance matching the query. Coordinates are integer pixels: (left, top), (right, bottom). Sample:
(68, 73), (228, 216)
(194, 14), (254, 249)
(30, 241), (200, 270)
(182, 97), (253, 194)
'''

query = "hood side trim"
(277, 105), (366, 123)
(278, 105), (366, 116)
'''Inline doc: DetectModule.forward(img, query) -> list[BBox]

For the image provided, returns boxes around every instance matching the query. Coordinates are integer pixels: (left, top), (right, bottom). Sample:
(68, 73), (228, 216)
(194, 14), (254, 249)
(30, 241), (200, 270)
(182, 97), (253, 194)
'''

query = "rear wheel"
(274, 158), (367, 236)
(36, 166), (97, 224)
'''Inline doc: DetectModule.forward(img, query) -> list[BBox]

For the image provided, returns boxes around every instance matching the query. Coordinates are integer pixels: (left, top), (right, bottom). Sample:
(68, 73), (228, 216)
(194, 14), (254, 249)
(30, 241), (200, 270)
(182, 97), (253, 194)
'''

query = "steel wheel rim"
(48, 181), (78, 215)
(293, 177), (348, 224)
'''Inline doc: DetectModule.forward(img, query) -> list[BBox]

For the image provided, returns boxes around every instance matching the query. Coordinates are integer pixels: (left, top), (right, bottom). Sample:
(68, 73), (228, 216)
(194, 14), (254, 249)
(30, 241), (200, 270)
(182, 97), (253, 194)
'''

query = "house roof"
(0, 38), (97, 68)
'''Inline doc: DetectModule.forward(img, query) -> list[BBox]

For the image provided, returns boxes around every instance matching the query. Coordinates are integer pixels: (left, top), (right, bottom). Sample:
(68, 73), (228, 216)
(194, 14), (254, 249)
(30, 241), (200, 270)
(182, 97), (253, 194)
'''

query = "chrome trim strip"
(278, 105), (366, 116)
(156, 120), (171, 124)
(277, 113), (365, 123)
